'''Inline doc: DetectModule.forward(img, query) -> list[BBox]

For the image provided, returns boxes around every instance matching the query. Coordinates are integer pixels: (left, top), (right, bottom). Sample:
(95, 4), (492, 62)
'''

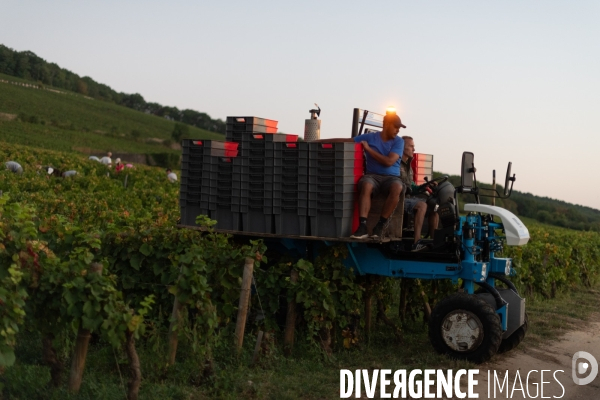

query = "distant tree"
(171, 123), (189, 143)
(130, 129), (142, 140)
(77, 79), (88, 95)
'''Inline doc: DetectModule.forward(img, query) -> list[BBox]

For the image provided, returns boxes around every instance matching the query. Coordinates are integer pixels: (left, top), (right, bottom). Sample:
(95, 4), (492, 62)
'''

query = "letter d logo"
(572, 351), (598, 385)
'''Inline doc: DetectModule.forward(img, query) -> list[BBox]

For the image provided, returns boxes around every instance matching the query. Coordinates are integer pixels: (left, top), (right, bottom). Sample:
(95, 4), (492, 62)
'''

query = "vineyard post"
(416, 279), (431, 321)
(399, 279), (409, 321)
(251, 330), (264, 366)
(68, 262), (103, 393)
(364, 291), (372, 343)
(283, 269), (299, 356)
(167, 289), (183, 366)
(234, 257), (254, 355)
(125, 330), (141, 400)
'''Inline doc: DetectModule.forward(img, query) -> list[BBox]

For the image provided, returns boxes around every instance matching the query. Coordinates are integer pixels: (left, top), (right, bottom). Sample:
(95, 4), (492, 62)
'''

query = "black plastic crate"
(308, 191), (355, 202)
(309, 214), (353, 238)
(274, 170), (309, 183)
(273, 182), (309, 193)
(273, 197), (308, 210)
(308, 142), (361, 157)
(274, 141), (309, 153)
(226, 123), (278, 134)
(308, 182), (356, 194)
(226, 116), (278, 127)
(274, 157), (308, 168)
(210, 207), (241, 231)
(182, 152), (205, 162)
(308, 157), (363, 169)
(309, 174), (357, 186)
(235, 180), (274, 193)
(308, 165), (356, 176)
(239, 148), (275, 158)
(180, 204), (211, 227)
(274, 212), (308, 236)
(237, 156), (275, 167)
(308, 199), (354, 215)
(241, 209), (273, 234)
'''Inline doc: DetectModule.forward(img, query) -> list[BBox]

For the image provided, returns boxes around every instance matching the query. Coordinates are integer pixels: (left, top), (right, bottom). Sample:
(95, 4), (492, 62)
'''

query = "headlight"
(505, 260), (511, 276)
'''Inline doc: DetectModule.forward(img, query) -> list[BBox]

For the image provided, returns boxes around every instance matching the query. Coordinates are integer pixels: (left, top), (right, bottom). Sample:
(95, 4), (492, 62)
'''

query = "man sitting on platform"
(350, 112), (406, 239)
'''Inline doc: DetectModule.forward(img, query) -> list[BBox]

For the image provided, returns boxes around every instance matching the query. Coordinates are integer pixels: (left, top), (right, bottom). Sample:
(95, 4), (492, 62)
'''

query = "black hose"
(489, 273), (519, 295)
(475, 281), (506, 310)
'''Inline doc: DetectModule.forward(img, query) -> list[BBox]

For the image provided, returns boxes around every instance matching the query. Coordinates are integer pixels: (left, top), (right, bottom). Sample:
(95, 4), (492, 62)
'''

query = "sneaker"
(371, 221), (385, 238)
(411, 239), (428, 252)
(350, 223), (368, 239)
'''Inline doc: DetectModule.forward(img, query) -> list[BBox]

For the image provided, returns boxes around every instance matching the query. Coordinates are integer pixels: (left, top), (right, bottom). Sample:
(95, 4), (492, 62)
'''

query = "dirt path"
(469, 315), (600, 399)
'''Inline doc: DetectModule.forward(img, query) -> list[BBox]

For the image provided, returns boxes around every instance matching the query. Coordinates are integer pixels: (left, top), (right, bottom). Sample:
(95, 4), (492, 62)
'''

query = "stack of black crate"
(180, 139), (207, 226)
(226, 117), (279, 233)
(180, 139), (241, 230)
(273, 142), (309, 235)
(308, 142), (361, 237)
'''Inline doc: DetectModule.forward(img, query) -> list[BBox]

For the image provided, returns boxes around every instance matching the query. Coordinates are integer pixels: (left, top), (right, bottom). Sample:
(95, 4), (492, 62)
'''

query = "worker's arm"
(361, 142), (400, 167)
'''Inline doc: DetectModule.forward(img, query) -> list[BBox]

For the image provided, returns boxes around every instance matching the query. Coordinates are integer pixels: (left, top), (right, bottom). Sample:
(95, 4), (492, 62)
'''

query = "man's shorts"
(404, 197), (426, 215)
(357, 174), (403, 197)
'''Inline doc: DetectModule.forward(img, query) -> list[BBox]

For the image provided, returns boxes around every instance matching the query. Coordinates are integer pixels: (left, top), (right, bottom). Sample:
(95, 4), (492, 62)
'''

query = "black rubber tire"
(497, 312), (529, 354)
(429, 292), (503, 364)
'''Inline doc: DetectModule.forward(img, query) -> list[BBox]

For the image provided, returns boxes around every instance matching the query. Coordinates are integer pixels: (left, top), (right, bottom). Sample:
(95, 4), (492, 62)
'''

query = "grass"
(0, 72), (224, 156)
(4, 285), (599, 399)
(522, 287), (600, 346)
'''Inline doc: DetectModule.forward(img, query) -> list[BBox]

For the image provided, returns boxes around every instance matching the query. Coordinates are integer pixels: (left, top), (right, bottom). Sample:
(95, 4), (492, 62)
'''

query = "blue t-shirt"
(354, 132), (404, 176)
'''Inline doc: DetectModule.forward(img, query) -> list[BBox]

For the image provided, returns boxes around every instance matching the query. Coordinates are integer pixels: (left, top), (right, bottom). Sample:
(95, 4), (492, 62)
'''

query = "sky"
(2, 0), (600, 210)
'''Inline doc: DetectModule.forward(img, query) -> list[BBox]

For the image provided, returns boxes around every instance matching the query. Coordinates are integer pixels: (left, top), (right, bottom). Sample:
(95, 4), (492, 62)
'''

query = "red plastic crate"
(226, 116), (278, 128)
(411, 153), (433, 185)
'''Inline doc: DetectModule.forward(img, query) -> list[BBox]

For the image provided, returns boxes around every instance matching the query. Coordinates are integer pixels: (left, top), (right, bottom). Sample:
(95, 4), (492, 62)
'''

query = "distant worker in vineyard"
(166, 169), (178, 183)
(401, 136), (439, 251)
(350, 112), (405, 239)
(5, 161), (23, 174)
(100, 152), (112, 166)
(114, 158), (124, 173)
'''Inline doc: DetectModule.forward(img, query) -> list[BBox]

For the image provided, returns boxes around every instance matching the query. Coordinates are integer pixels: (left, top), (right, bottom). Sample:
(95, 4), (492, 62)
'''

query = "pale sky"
(2, 0), (599, 209)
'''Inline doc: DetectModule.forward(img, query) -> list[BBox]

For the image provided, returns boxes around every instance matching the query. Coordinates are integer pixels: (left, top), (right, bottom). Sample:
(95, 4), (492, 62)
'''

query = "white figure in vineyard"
(5, 161), (23, 174)
(166, 169), (177, 183)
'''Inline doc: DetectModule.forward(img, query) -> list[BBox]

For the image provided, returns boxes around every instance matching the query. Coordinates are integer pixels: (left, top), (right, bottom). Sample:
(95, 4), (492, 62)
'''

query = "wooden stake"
(251, 331), (264, 366)
(42, 333), (63, 387)
(416, 279), (431, 322)
(68, 262), (102, 393)
(283, 269), (299, 356)
(364, 292), (372, 342)
(399, 279), (409, 321)
(234, 257), (254, 355)
(167, 296), (182, 366)
(125, 330), (141, 400)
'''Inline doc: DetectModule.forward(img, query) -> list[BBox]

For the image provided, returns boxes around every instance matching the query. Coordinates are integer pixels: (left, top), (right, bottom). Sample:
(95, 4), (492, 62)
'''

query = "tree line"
(0, 44), (226, 134)
(443, 174), (600, 232)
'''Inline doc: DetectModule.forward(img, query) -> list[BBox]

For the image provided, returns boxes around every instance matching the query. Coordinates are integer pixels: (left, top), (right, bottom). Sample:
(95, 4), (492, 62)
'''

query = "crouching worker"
(350, 113), (406, 239)
(401, 136), (440, 251)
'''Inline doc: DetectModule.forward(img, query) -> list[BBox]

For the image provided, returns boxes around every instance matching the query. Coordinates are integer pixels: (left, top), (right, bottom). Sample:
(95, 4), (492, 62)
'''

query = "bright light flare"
(386, 106), (396, 114)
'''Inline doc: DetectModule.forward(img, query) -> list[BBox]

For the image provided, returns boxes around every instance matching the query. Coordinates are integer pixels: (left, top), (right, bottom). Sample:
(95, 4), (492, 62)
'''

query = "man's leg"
(351, 176), (376, 238)
(371, 178), (403, 238)
(381, 181), (402, 218)
(358, 181), (374, 219)
(428, 212), (439, 239)
(412, 202), (427, 244)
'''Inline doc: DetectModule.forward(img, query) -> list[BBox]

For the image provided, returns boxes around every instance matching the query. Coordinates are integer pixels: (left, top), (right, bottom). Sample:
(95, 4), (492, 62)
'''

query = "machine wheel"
(429, 292), (503, 364)
(497, 312), (529, 354)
